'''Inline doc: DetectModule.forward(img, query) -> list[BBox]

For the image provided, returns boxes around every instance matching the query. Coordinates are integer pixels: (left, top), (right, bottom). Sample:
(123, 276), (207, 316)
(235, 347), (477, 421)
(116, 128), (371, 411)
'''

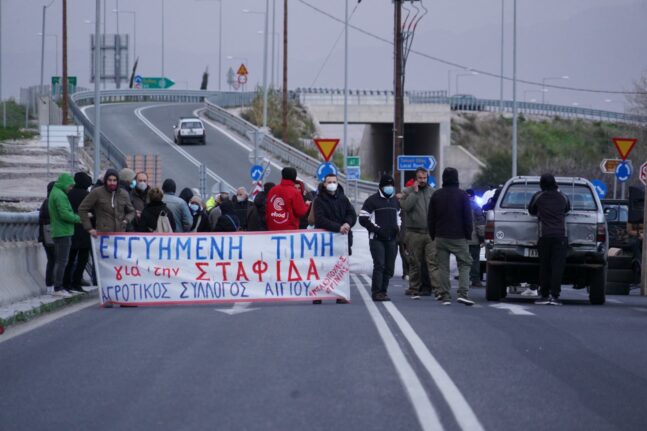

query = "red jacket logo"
(270, 196), (289, 224)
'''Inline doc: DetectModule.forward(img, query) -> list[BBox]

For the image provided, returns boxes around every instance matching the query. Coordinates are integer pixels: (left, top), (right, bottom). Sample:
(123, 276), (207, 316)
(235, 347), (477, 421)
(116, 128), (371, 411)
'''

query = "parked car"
(484, 176), (608, 304)
(602, 199), (638, 295)
(173, 117), (206, 145)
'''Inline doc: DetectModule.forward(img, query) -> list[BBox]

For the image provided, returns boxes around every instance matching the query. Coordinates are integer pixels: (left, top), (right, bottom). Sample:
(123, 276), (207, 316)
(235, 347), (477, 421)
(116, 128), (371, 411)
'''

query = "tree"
(628, 71), (647, 119)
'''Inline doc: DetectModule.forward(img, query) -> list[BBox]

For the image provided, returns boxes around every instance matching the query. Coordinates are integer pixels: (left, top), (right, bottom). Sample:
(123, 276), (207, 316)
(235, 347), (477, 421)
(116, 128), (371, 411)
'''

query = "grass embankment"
(453, 113), (647, 188)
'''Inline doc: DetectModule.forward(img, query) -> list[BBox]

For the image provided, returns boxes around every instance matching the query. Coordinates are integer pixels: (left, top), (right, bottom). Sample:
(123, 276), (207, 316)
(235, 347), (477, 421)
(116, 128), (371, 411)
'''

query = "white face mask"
(136, 181), (147, 192)
(325, 183), (338, 193)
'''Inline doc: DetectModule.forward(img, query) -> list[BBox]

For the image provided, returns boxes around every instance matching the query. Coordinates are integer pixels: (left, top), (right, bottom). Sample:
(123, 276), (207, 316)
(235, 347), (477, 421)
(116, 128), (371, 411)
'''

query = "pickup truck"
(484, 176), (608, 304)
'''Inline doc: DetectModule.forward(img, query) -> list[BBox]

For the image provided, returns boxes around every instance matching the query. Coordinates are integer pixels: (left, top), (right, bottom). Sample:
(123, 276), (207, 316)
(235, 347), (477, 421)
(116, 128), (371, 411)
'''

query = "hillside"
(452, 112), (647, 190)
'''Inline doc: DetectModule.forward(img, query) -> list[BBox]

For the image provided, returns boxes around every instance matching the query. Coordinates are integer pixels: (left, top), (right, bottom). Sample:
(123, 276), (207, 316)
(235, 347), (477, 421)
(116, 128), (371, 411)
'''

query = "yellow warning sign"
(612, 137), (637, 160)
(314, 138), (340, 162)
(237, 64), (249, 76)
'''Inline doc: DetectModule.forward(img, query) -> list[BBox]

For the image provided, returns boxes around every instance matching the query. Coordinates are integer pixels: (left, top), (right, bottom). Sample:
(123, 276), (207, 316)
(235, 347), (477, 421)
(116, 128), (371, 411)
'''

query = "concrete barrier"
(0, 242), (46, 307)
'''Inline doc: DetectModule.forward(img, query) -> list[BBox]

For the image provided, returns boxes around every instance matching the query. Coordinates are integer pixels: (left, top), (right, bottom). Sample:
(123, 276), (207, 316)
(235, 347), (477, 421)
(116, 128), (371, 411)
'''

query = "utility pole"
(393, 0), (404, 187)
(62, 0), (69, 124)
(282, 0), (288, 143)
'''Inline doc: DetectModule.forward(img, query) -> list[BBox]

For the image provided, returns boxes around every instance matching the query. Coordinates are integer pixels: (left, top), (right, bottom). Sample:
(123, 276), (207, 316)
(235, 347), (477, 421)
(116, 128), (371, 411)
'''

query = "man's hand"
(413, 182), (419, 192)
(89, 229), (98, 238)
(340, 223), (351, 235)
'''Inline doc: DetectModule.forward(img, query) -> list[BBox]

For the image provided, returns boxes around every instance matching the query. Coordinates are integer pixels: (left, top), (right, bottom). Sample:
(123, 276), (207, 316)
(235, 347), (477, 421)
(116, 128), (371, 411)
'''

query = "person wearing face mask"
(399, 167), (440, 300)
(130, 171), (150, 219)
(233, 187), (253, 231)
(79, 169), (136, 237)
(189, 196), (210, 232)
(359, 174), (401, 302)
(312, 173), (357, 304)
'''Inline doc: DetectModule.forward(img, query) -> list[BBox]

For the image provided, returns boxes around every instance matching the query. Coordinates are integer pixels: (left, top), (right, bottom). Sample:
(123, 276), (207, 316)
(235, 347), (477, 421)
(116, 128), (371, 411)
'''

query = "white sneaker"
(53, 290), (72, 298)
(521, 287), (538, 297)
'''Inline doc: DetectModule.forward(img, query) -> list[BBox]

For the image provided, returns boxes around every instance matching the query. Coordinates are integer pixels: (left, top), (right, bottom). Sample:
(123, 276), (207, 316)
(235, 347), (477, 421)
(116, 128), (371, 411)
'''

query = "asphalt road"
(2, 103), (647, 430)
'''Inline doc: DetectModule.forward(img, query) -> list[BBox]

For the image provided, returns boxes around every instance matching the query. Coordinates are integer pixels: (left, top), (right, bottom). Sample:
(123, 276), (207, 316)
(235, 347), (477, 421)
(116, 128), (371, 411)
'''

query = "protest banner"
(91, 230), (350, 307)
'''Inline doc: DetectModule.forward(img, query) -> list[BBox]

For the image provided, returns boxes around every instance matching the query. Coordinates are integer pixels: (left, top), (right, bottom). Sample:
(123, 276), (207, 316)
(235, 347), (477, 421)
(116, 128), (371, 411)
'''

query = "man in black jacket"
(428, 167), (474, 306)
(314, 173), (357, 304)
(528, 173), (571, 305)
(63, 171), (93, 292)
(359, 175), (400, 301)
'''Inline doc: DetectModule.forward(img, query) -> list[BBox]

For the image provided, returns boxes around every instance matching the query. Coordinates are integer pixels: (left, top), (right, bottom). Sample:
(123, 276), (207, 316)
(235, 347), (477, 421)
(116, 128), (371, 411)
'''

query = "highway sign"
(140, 77), (175, 89)
(250, 165), (264, 181)
(600, 158), (622, 174)
(237, 74), (248, 85)
(314, 138), (340, 162)
(51, 76), (77, 96)
(612, 137), (637, 160)
(133, 74), (143, 89)
(237, 64), (249, 76)
(317, 162), (338, 181)
(346, 156), (360, 167)
(615, 160), (632, 183)
(640, 161), (647, 185)
(346, 166), (361, 180)
(591, 179), (607, 199)
(397, 155), (437, 172)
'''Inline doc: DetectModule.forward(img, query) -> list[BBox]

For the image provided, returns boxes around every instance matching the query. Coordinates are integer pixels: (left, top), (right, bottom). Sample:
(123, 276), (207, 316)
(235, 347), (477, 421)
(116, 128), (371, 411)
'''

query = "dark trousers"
(469, 244), (481, 282)
(538, 236), (568, 299)
(42, 243), (55, 287)
(63, 247), (90, 289)
(369, 239), (397, 295)
(53, 236), (72, 291)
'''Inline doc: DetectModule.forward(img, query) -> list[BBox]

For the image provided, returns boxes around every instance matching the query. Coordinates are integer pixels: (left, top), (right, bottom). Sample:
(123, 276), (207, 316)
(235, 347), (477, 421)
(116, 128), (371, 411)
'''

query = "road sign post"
(640, 161), (647, 186)
(612, 137), (637, 160)
(314, 138), (340, 162)
(396, 155), (437, 189)
(317, 162), (338, 181)
(140, 77), (175, 89)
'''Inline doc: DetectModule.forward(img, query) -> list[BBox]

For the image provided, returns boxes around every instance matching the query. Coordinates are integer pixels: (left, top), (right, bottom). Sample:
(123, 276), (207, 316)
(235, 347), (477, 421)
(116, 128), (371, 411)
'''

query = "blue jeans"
(369, 239), (397, 295)
(53, 236), (72, 291)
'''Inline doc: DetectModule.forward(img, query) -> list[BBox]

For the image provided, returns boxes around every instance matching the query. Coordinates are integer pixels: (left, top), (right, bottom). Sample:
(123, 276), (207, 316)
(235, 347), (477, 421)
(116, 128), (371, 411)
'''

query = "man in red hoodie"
(266, 167), (311, 231)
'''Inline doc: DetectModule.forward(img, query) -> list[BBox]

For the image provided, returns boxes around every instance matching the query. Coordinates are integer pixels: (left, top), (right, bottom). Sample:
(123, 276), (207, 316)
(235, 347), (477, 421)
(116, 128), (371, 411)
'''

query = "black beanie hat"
(162, 178), (177, 194)
(179, 187), (194, 204)
(103, 168), (119, 184)
(442, 167), (459, 187)
(282, 167), (297, 181)
(379, 174), (395, 188)
(74, 172), (93, 189)
(540, 173), (558, 191)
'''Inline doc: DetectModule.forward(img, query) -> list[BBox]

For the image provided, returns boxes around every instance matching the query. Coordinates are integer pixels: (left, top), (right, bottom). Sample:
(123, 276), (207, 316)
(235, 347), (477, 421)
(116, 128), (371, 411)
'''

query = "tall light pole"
(343, 0), (348, 181)
(196, 0), (223, 90)
(282, 0), (288, 143)
(93, 0), (101, 181)
(499, 0), (505, 112)
(113, 9), (136, 66)
(541, 75), (569, 104)
(37, 33), (59, 76)
(511, 0), (517, 177)
(161, 0), (165, 77)
(39, 1), (56, 97)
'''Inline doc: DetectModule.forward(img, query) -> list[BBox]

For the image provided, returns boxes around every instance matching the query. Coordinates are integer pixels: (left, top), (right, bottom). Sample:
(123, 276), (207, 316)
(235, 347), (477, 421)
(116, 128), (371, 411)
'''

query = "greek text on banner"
(91, 230), (350, 306)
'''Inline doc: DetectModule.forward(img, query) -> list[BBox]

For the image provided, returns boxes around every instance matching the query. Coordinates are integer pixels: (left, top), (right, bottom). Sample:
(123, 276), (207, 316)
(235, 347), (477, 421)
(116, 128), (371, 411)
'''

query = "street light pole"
(511, 0), (517, 177)
(343, 0), (348, 183)
(262, 0), (270, 129)
(161, 0), (165, 77)
(37, 33), (59, 75)
(219, 0), (222, 90)
(113, 9), (136, 67)
(499, 0), (505, 112)
(94, 0), (102, 181)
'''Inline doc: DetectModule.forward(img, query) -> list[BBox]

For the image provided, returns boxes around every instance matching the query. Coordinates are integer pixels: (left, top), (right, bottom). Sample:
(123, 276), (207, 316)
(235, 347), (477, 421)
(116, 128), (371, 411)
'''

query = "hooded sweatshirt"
(528, 173), (571, 238)
(79, 169), (135, 232)
(427, 168), (472, 240)
(48, 173), (81, 238)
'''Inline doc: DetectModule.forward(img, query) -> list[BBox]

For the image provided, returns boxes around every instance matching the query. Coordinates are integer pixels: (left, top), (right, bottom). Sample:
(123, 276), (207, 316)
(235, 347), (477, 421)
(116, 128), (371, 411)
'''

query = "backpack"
(156, 210), (173, 233)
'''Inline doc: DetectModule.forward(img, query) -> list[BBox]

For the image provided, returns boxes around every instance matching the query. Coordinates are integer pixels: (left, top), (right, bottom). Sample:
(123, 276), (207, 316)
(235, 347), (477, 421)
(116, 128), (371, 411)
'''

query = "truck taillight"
(485, 220), (495, 241)
(596, 224), (606, 243)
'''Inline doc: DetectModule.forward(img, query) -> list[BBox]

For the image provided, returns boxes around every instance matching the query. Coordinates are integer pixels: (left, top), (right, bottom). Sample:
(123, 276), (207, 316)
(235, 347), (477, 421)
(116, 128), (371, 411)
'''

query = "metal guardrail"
(0, 212), (39, 242)
(203, 97), (379, 195)
(295, 88), (646, 125)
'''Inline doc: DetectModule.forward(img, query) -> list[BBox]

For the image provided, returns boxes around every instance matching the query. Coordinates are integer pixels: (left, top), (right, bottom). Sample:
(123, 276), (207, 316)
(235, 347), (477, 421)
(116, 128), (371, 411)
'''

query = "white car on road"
(173, 117), (206, 145)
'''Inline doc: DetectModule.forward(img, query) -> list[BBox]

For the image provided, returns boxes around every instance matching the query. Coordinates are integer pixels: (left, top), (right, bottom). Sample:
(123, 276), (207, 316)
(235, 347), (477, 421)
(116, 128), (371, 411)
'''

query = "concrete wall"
(443, 145), (487, 188)
(0, 242), (46, 307)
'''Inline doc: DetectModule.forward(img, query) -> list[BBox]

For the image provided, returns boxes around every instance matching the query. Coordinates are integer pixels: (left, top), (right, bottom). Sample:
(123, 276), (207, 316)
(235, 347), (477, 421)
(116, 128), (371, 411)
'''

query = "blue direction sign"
(397, 155), (437, 172)
(428, 175), (437, 188)
(317, 162), (338, 182)
(346, 166), (361, 180)
(250, 164), (264, 181)
(591, 179), (607, 199)
(615, 161), (632, 183)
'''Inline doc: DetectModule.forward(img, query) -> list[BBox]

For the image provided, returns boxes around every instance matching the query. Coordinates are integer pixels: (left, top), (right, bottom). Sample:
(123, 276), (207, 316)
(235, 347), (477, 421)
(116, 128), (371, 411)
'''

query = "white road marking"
(633, 307), (647, 313)
(216, 302), (258, 315)
(133, 104), (236, 192)
(351, 274), (444, 431)
(0, 299), (99, 344)
(360, 274), (485, 431)
(489, 303), (536, 316)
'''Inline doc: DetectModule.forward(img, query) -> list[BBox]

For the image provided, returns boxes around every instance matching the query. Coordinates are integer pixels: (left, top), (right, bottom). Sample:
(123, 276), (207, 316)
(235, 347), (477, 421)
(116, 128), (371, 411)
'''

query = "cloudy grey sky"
(2, 0), (646, 111)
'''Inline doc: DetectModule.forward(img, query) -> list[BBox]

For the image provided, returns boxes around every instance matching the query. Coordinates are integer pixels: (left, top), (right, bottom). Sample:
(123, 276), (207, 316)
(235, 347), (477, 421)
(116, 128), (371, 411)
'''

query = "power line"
(296, 0), (647, 95)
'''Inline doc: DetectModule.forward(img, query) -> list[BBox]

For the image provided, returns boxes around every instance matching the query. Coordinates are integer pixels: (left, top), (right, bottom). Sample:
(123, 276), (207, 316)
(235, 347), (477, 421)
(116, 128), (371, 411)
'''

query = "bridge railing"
(0, 212), (39, 242)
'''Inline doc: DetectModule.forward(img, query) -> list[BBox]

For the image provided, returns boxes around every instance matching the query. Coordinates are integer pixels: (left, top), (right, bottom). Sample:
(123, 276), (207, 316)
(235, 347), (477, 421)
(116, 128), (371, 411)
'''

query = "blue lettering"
(265, 282), (273, 296)
(176, 237), (192, 260)
(158, 237), (172, 260)
(228, 236), (243, 260)
(321, 232), (334, 257)
(180, 282), (189, 299)
(113, 236), (126, 259)
(210, 236), (225, 260)
(99, 236), (109, 258)
(271, 235), (287, 260)
(289, 235), (295, 259)
(300, 234), (318, 258)
(196, 237), (207, 260)
(143, 236), (156, 260)
(161, 283), (170, 299)
(127, 236), (140, 259)
(240, 282), (249, 298)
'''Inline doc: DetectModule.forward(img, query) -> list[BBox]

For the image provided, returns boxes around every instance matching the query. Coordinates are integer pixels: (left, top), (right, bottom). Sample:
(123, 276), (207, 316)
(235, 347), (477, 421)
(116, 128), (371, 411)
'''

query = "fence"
(0, 212), (39, 242)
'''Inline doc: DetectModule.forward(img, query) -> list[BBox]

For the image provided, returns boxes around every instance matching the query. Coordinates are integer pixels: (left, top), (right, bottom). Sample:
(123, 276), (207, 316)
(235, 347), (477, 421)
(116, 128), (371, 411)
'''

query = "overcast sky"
(2, 0), (646, 111)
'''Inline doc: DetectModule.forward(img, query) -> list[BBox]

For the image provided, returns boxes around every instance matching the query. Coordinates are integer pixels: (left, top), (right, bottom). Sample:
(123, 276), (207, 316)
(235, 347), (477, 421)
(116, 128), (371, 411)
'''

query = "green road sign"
(346, 156), (360, 167)
(51, 76), (77, 97)
(140, 77), (175, 89)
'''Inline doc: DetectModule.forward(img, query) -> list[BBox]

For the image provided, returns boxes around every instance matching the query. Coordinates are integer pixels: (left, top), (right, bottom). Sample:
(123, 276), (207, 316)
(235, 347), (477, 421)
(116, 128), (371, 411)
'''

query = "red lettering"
(276, 260), (282, 281)
(306, 258), (319, 280)
(287, 260), (303, 282)
(252, 260), (269, 282)
(236, 262), (250, 281)
(215, 262), (231, 281)
(195, 262), (210, 281)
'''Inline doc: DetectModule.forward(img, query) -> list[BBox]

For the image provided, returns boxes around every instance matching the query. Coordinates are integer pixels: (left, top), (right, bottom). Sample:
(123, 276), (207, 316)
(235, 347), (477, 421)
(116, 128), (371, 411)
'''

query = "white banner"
(91, 230), (350, 306)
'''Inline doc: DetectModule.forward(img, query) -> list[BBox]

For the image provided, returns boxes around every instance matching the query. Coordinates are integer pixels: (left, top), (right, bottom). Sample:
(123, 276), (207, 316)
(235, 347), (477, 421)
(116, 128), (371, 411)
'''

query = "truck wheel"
(486, 264), (504, 301)
(589, 266), (607, 305)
